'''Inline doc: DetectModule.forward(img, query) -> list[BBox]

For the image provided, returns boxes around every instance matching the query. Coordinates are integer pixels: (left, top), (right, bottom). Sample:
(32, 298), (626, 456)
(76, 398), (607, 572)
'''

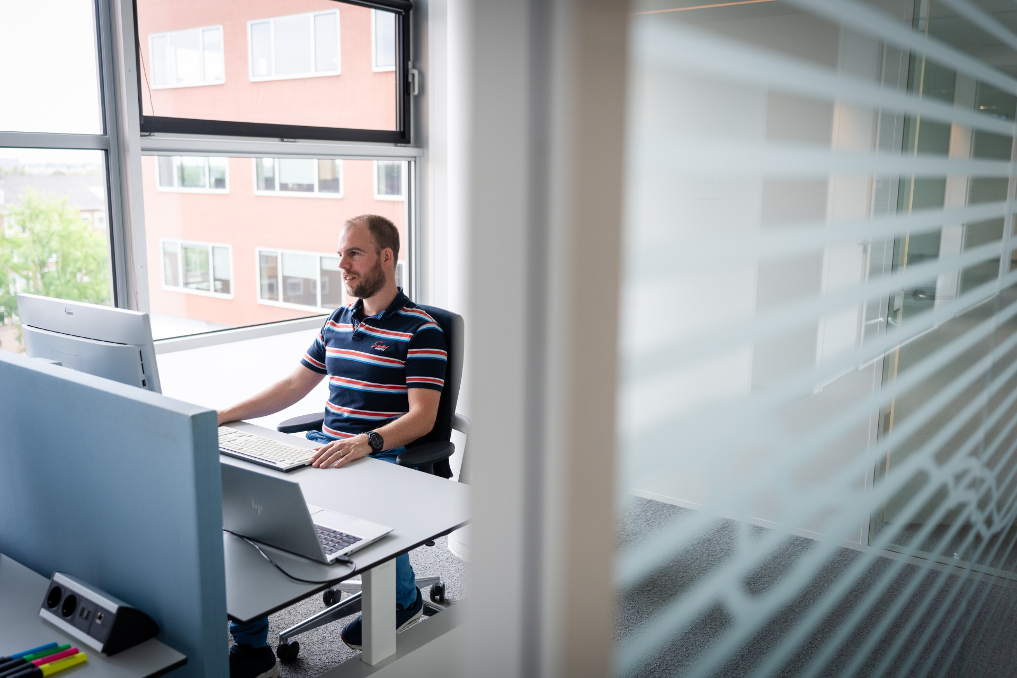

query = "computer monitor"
(17, 293), (162, 393)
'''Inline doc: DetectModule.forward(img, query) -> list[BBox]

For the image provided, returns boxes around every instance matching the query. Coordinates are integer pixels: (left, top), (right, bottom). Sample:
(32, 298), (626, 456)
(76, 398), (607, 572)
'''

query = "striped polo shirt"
(300, 289), (447, 441)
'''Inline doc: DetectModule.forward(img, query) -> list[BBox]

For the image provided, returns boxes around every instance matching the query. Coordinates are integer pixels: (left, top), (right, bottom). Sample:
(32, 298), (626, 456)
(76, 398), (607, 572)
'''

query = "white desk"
(0, 555), (187, 678)
(221, 422), (469, 665)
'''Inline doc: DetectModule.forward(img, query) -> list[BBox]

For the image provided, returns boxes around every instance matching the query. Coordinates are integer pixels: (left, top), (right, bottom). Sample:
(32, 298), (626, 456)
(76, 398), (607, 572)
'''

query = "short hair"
(345, 214), (400, 262)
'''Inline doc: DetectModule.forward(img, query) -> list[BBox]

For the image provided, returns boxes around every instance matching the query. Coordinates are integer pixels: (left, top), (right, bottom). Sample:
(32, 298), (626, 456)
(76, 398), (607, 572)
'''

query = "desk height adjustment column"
(360, 560), (396, 665)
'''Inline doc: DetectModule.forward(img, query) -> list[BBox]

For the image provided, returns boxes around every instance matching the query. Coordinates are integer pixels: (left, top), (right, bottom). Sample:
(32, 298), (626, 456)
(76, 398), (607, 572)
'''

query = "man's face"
(337, 223), (388, 300)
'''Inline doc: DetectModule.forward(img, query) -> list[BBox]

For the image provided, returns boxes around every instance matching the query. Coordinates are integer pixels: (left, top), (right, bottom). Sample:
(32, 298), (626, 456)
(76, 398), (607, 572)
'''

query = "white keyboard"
(218, 427), (315, 471)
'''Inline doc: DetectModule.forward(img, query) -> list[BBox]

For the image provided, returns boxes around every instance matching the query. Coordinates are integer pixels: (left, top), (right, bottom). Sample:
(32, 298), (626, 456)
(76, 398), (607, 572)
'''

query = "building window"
(149, 25), (225, 89)
(372, 9), (396, 72)
(248, 10), (341, 82)
(162, 240), (232, 297)
(257, 247), (406, 311)
(253, 158), (342, 198)
(374, 160), (405, 201)
(156, 156), (229, 193)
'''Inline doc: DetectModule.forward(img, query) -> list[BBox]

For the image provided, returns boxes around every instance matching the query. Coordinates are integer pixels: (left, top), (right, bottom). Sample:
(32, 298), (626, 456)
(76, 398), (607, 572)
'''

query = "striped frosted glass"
(617, 1), (1017, 676)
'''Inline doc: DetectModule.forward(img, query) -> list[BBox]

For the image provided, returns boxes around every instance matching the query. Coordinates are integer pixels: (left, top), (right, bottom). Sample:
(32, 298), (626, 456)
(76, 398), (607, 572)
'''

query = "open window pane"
(0, 1), (103, 134)
(136, 1), (401, 135)
(0, 149), (113, 354)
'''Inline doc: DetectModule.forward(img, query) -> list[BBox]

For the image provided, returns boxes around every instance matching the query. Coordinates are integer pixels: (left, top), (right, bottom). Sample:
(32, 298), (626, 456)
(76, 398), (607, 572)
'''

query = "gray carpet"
(231, 535), (468, 677)
(231, 498), (1017, 677)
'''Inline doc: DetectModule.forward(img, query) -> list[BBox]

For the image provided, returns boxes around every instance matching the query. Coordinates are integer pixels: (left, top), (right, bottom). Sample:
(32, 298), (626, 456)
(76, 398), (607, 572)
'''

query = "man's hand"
(310, 434), (373, 469)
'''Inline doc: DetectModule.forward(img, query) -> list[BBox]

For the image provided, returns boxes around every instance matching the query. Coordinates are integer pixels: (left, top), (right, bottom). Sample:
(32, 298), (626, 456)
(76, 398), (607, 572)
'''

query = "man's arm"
(217, 364), (325, 425)
(309, 388), (440, 468)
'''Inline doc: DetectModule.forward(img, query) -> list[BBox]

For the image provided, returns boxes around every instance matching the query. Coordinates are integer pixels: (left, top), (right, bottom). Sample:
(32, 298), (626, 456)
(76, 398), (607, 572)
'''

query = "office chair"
(272, 304), (467, 663)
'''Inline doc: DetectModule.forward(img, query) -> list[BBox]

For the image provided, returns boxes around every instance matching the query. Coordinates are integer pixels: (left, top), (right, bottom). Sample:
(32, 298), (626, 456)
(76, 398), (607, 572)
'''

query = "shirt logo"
(371, 341), (391, 352)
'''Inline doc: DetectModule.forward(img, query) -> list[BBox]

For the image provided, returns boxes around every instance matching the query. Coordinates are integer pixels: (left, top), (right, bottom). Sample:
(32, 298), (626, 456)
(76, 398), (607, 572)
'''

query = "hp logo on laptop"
(252, 499), (263, 515)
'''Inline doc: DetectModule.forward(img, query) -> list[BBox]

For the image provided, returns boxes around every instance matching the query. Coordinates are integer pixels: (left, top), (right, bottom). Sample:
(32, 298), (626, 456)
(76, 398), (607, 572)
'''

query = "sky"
(0, 0), (105, 167)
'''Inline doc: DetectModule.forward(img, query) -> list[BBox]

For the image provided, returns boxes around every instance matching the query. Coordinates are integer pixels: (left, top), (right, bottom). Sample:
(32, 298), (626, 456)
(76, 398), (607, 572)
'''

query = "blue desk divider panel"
(0, 351), (227, 678)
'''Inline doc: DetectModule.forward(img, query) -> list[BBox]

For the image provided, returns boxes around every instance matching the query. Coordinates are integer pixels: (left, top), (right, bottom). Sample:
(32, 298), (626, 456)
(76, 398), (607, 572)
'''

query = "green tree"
(0, 189), (111, 325)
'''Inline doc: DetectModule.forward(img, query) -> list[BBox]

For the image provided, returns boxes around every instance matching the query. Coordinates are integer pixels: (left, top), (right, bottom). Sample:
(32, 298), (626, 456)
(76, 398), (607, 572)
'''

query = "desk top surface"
(0, 555), (187, 678)
(222, 421), (470, 623)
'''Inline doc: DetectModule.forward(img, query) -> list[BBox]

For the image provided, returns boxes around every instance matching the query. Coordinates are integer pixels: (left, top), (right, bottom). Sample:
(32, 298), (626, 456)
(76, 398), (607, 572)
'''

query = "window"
(374, 160), (405, 200)
(149, 26), (225, 89)
(372, 9), (396, 72)
(161, 240), (232, 297)
(248, 10), (340, 82)
(254, 158), (342, 197)
(156, 156), (229, 193)
(257, 248), (343, 310)
(135, 1), (409, 142)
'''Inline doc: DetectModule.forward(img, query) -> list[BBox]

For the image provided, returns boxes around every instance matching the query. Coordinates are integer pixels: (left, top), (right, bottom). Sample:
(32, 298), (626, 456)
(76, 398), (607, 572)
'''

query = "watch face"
(369, 432), (383, 451)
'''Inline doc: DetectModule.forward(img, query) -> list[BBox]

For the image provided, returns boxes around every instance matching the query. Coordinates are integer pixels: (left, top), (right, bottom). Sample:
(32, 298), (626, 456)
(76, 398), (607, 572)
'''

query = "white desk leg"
(361, 559), (396, 665)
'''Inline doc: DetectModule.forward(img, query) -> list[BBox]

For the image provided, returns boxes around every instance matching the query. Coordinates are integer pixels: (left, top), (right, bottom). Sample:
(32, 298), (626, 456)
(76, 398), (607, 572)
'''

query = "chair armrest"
(397, 442), (455, 468)
(276, 413), (324, 434)
(453, 413), (470, 435)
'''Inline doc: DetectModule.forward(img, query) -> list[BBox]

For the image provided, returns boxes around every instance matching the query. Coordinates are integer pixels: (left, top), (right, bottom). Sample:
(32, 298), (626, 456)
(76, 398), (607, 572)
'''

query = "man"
(220, 215), (446, 678)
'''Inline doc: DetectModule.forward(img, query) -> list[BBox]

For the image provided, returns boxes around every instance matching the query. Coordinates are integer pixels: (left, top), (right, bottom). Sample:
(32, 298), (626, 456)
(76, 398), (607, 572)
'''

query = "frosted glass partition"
(618, 0), (1017, 675)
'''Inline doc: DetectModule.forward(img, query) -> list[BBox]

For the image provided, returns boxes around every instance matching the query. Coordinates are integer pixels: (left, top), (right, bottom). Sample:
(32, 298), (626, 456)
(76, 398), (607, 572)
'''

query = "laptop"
(221, 463), (394, 564)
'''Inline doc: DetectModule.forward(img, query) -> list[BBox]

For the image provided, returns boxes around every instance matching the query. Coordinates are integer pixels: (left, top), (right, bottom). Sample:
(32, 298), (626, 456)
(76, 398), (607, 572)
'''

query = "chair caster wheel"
(429, 582), (446, 604)
(323, 588), (340, 606)
(277, 641), (299, 663)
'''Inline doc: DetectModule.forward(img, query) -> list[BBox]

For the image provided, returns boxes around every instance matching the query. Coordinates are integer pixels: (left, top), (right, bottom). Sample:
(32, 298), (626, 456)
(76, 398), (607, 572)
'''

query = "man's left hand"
(310, 434), (372, 468)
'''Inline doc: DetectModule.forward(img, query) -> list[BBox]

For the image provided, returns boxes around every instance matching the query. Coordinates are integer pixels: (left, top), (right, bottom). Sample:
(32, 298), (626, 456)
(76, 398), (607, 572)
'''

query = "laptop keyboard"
(218, 427), (314, 471)
(316, 525), (363, 555)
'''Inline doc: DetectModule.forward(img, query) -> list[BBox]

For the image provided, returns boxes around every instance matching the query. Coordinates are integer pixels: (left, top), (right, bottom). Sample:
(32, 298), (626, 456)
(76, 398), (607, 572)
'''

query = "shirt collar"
(352, 287), (408, 320)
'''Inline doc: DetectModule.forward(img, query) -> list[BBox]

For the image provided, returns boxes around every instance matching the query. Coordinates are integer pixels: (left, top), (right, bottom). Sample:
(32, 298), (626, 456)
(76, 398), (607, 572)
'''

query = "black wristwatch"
(366, 430), (384, 453)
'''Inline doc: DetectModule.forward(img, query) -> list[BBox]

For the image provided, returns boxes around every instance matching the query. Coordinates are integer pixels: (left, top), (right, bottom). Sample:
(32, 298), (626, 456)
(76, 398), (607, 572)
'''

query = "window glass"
(182, 244), (211, 291)
(320, 255), (344, 308)
(149, 26), (225, 89)
(0, 1), (103, 134)
(375, 161), (404, 200)
(372, 10), (396, 71)
(213, 246), (231, 294)
(278, 159), (315, 193)
(142, 156), (409, 339)
(163, 242), (180, 287)
(178, 157), (207, 189)
(136, 1), (398, 132)
(0, 149), (113, 353)
(157, 156), (175, 188)
(209, 157), (228, 190)
(259, 251), (279, 301)
(281, 252), (318, 306)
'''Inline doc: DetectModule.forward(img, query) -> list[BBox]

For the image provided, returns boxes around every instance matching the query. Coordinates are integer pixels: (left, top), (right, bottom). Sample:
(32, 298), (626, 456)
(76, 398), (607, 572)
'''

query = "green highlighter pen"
(0, 647), (70, 678)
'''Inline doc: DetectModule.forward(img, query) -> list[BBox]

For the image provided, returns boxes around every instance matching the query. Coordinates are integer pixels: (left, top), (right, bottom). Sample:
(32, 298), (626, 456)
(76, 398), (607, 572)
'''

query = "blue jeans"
(229, 430), (418, 647)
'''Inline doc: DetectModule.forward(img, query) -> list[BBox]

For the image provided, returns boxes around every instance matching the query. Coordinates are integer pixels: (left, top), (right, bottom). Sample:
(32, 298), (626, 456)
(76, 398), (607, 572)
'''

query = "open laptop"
(221, 463), (393, 564)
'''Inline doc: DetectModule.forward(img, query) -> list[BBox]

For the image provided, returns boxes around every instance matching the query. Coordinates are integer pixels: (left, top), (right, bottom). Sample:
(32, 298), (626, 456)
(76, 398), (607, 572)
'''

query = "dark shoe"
(229, 644), (279, 678)
(340, 587), (424, 650)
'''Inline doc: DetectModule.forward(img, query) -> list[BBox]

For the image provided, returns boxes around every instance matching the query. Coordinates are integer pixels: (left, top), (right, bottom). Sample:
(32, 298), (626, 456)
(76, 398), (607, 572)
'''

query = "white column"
(361, 559), (396, 665)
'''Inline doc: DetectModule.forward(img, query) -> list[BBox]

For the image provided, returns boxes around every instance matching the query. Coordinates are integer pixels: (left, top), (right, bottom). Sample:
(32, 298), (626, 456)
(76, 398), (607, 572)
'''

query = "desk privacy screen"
(0, 351), (227, 678)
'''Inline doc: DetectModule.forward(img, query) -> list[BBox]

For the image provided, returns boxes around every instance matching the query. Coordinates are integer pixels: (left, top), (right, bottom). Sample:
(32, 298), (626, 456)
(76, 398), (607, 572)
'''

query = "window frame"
(371, 8), (396, 73)
(247, 10), (341, 83)
(160, 238), (234, 299)
(135, 0), (414, 144)
(155, 156), (230, 194)
(251, 157), (344, 199)
(373, 159), (405, 200)
(147, 24), (226, 90)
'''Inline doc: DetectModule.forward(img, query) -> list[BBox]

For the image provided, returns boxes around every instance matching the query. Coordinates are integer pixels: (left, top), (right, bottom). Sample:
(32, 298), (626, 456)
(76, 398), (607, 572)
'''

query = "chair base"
(278, 576), (446, 646)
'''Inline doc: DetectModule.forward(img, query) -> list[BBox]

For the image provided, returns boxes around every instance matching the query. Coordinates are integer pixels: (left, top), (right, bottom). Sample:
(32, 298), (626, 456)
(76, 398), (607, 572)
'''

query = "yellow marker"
(39, 653), (86, 677)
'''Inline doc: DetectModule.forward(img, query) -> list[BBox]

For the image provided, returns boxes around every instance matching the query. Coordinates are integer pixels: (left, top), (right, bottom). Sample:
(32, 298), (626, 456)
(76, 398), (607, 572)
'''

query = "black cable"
(226, 530), (356, 585)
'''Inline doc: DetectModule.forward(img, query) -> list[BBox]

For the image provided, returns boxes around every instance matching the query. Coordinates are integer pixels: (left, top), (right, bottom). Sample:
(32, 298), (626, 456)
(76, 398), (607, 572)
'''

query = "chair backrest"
(405, 304), (464, 479)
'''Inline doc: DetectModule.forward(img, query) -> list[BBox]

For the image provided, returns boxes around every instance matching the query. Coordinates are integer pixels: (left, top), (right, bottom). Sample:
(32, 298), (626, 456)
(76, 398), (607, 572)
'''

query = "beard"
(347, 258), (387, 299)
